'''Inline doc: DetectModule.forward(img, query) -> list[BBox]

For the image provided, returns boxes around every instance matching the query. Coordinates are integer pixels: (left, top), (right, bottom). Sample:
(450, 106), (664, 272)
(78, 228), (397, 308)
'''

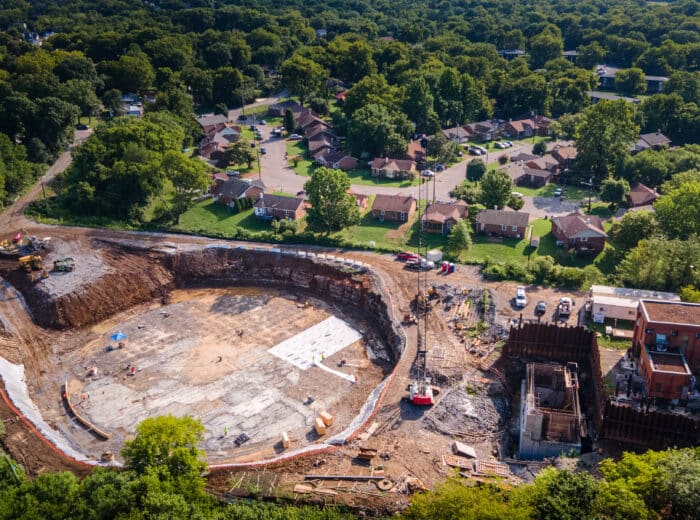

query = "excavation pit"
(62, 287), (387, 463)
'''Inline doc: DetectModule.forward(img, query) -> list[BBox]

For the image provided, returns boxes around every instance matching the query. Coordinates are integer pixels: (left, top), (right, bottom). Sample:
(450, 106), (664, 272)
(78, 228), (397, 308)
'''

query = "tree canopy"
(304, 166), (360, 232)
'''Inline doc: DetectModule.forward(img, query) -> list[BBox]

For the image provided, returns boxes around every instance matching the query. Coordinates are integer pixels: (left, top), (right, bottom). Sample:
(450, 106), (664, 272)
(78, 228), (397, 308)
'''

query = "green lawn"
(332, 196), (404, 247)
(286, 141), (420, 187)
(176, 199), (270, 235)
(344, 168), (418, 188)
(514, 183), (591, 200)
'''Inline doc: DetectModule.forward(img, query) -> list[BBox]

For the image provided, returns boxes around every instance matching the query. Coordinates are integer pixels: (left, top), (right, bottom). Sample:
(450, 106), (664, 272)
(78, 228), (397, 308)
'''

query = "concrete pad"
(268, 316), (363, 370)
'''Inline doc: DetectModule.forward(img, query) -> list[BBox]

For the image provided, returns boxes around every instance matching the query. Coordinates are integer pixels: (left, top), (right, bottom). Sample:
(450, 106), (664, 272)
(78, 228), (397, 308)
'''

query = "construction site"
(0, 220), (698, 511)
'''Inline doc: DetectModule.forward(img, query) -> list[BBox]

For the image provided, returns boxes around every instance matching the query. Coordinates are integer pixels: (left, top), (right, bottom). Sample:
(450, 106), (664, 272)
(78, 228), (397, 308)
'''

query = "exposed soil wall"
(6, 243), (404, 364)
(167, 247), (404, 363)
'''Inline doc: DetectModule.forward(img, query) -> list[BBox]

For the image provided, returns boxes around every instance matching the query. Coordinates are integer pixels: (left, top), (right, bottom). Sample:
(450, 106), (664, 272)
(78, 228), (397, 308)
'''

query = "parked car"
(76, 123), (89, 130)
(237, 114), (247, 121)
(435, 163), (445, 172)
(255, 133), (263, 140)
(495, 142), (508, 149)
(225, 170), (241, 177)
(248, 125), (256, 130)
(259, 119), (267, 125)
(289, 134), (303, 140)
(468, 147), (484, 156)
(421, 169), (435, 177)
(504, 141), (513, 147)
(535, 300), (547, 315)
(260, 147), (266, 154)
(515, 286), (527, 308)
(554, 188), (563, 197)
(511, 192), (524, 199)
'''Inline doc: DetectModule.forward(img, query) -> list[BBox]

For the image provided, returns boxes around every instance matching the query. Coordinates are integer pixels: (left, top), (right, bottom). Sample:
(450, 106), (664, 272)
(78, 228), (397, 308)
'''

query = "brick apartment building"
(633, 300), (700, 401)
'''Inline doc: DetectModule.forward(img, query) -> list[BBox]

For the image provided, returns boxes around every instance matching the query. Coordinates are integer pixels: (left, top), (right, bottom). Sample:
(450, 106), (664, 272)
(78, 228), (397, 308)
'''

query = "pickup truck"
(557, 297), (573, 319)
(406, 258), (435, 270)
(397, 251), (420, 261)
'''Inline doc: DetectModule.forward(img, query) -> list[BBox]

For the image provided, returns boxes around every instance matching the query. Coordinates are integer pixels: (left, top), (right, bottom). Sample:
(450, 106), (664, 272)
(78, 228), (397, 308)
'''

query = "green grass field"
(176, 199), (270, 235)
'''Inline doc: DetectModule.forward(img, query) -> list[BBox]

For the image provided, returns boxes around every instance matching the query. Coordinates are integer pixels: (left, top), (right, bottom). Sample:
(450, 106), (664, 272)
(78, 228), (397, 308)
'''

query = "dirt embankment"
(5, 244), (174, 330)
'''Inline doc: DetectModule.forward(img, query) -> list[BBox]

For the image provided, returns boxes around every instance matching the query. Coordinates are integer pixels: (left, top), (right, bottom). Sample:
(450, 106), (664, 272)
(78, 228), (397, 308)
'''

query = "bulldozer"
(52, 257), (75, 272)
(19, 255), (43, 272)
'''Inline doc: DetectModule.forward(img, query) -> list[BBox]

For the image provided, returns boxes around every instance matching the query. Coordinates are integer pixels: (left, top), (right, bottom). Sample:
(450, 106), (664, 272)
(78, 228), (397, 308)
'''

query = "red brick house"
(314, 149), (358, 170)
(308, 132), (336, 155)
(525, 156), (559, 173)
(421, 200), (468, 234)
(253, 194), (306, 221)
(212, 178), (266, 207)
(551, 212), (607, 252)
(633, 300), (700, 400)
(521, 167), (554, 187)
(503, 116), (553, 138)
(196, 113), (229, 135)
(551, 145), (577, 171)
(268, 99), (302, 117)
(475, 209), (530, 238)
(199, 126), (241, 162)
(348, 191), (368, 210)
(371, 194), (416, 222)
(627, 182), (658, 207)
(371, 157), (417, 180)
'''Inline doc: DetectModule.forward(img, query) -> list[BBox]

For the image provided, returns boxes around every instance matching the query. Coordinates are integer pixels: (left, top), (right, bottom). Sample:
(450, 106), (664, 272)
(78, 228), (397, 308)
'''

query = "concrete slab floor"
(62, 287), (386, 462)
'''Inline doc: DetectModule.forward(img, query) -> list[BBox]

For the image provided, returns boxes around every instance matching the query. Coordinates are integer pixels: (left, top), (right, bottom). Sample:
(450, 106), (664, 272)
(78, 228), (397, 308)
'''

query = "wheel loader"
(19, 255), (43, 272)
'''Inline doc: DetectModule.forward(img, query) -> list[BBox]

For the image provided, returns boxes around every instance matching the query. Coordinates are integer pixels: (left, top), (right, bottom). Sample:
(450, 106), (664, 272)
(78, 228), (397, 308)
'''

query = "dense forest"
(1, 416), (699, 519)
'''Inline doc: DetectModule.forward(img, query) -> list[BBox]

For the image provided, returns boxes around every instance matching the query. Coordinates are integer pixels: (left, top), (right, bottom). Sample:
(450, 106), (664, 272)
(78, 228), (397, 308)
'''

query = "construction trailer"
(518, 362), (586, 460)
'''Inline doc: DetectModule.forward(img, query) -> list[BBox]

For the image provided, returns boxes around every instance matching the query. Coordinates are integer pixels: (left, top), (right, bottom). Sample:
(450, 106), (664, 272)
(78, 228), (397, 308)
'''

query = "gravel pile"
(425, 386), (509, 435)
(37, 238), (113, 297)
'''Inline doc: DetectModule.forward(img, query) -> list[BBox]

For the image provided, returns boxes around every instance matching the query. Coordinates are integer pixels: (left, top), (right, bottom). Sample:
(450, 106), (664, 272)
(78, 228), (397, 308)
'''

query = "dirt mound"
(18, 242), (173, 329)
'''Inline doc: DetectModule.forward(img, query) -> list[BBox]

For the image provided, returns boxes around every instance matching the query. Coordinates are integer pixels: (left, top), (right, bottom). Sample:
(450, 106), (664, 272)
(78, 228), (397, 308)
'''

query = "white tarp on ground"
(0, 356), (106, 465)
(268, 316), (362, 370)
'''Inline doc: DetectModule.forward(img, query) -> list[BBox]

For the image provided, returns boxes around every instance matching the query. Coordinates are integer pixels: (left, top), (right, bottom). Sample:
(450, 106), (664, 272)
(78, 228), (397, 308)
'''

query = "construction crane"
(408, 135), (435, 406)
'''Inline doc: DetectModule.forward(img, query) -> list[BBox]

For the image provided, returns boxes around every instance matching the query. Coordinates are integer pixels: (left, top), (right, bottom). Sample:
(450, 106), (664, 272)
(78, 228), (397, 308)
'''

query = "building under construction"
(518, 362), (586, 460)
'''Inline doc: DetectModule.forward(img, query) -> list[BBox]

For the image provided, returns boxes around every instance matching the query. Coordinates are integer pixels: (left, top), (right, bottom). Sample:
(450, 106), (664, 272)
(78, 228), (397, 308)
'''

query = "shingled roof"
(551, 211), (607, 239)
(422, 201), (468, 224)
(372, 193), (416, 213)
(628, 182), (659, 207)
(475, 209), (530, 228)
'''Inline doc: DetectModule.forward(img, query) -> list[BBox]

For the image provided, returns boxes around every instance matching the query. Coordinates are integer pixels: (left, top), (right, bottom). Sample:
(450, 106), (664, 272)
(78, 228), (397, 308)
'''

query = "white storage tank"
(426, 249), (443, 263)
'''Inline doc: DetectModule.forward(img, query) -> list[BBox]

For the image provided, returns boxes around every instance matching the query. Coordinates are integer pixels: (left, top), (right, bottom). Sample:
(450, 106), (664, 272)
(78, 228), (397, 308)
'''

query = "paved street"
(226, 100), (581, 218)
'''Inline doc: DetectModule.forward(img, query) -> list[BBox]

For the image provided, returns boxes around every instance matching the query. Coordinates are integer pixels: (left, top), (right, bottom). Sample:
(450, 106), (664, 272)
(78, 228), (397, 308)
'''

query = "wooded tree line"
(0, 0), (697, 168)
(1, 415), (699, 519)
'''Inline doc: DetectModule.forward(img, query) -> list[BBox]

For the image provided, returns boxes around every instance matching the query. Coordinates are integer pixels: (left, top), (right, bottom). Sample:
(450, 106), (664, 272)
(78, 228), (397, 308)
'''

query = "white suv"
(515, 286), (527, 308)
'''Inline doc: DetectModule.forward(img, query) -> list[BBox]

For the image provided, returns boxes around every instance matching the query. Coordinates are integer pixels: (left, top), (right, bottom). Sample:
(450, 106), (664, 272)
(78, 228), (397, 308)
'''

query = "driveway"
(521, 196), (582, 218)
